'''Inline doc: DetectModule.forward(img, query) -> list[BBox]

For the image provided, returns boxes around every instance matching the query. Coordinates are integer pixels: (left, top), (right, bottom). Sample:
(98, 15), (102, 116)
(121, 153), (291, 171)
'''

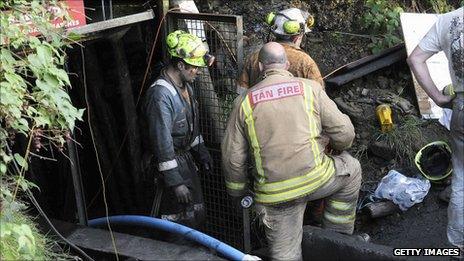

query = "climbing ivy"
(0, 1), (83, 260)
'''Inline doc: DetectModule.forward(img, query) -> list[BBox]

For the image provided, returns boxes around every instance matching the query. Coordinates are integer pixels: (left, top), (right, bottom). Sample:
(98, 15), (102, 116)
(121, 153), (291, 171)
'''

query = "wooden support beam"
(325, 44), (407, 86)
(69, 10), (155, 37)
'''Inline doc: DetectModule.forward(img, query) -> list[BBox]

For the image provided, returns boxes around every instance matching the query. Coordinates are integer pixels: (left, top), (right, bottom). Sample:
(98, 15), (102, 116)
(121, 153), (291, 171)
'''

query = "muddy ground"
(196, 0), (456, 249)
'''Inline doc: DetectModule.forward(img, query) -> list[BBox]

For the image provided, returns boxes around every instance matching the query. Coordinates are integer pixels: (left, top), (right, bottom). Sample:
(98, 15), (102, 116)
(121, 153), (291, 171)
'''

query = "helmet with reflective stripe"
(166, 30), (214, 67)
(265, 8), (314, 36)
(415, 141), (452, 182)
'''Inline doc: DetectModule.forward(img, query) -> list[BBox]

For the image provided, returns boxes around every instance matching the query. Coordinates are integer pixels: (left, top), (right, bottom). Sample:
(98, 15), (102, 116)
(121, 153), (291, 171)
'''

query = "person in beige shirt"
(237, 8), (324, 93)
(222, 42), (362, 260)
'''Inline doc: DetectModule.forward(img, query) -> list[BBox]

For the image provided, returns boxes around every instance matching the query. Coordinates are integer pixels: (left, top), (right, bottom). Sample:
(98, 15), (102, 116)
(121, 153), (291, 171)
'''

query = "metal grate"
(167, 12), (245, 249)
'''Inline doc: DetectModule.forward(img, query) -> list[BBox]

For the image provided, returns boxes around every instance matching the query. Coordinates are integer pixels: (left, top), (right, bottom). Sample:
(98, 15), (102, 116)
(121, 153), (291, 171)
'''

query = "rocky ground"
(196, 0), (456, 249)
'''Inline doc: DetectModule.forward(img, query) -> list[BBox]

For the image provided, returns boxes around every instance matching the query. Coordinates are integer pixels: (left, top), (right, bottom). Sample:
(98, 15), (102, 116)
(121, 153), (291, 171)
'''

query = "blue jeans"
(448, 94), (464, 248)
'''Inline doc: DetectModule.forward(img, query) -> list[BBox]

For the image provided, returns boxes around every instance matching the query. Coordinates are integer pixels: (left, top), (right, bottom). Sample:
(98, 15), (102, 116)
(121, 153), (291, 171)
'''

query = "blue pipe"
(88, 215), (247, 261)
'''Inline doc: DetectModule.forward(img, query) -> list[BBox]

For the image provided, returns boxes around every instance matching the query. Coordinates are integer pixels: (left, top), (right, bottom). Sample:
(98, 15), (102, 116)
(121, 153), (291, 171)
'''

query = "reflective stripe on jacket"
(222, 69), (355, 204)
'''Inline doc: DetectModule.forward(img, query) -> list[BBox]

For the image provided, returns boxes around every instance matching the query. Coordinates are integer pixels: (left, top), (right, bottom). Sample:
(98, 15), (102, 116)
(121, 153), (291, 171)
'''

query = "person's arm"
(190, 136), (213, 171)
(221, 96), (249, 197)
(146, 87), (191, 203)
(316, 84), (355, 151)
(407, 17), (453, 108)
(236, 57), (252, 93)
(189, 89), (213, 171)
(236, 50), (261, 93)
(407, 46), (453, 107)
(304, 56), (324, 88)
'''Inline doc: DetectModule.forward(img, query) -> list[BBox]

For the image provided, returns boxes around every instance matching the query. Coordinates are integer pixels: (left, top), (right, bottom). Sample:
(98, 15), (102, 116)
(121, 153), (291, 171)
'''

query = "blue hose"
(88, 215), (246, 261)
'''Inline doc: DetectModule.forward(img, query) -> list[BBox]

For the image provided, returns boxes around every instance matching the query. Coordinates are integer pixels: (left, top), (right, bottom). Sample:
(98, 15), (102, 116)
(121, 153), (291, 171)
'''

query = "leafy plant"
(1, 1), (83, 260)
(361, 0), (404, 53)
(1, 180), (74, 260)
(427, 0), (454, 13)
(1, 0), (84, 173)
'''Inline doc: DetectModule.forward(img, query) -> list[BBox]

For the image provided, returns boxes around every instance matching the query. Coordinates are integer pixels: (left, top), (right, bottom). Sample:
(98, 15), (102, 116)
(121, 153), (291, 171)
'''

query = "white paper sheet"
(400, 13), (453, 123)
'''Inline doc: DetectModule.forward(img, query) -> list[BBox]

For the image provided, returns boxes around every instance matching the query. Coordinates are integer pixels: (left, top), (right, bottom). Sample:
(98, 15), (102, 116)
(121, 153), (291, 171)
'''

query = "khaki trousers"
(255, 151), (362, 261)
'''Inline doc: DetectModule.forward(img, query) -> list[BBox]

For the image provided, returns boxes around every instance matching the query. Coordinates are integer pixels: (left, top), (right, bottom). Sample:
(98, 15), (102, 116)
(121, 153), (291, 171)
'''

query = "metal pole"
(67, 138), (88, 225)
(241, 196), (253, 252)
(242, 208), (251, 253)
(101, 0), (106, 20)
(158, 0), (170, 64)
(109, 0), (113, 19)
(236, 15), (244, 75)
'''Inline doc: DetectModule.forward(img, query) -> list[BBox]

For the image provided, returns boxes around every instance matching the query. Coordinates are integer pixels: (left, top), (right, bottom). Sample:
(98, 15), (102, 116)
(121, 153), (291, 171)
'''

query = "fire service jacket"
(222, 69), (355, 204)
(144, 72), (211, 188)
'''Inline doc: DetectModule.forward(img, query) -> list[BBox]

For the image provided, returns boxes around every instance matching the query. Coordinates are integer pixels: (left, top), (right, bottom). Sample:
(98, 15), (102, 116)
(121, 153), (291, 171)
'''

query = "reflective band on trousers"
(328, 199), (355, 211)
(226, 180), (246, 190)
(190, 135), (204, 147)
(158, 159), (178, 171)
(241, 97), (265, 183)
(323, 211), (355, 224)
(254, 159), (334, 204)
(302, 83), (321, 166)
(161, 204), (204, 221)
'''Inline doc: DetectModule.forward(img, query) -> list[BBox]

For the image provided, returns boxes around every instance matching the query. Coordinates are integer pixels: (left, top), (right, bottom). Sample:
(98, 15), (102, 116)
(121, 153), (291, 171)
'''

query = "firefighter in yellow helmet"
(237, 8), (323, 93)
(239, 8), (327, 226)
(223, 42), (362, 260)
(143, 30), (214, 232)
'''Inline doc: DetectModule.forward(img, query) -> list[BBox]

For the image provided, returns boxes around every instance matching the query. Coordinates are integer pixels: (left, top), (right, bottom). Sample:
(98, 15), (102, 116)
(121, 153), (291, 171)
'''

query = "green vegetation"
(361, 0), (404, 53)
(219, 92), (237, 123)
(1, 1), (83, 260)
(1, 180), (73, 260)
(375, 115), (425, 164)
(427, 0), (454, 13)
(361, 0), (462, 53)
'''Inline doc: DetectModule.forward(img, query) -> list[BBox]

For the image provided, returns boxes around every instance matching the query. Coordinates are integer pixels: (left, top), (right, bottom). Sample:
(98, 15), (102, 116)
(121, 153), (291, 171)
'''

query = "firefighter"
(222, 42), (362, 260)
(237, 7), (324, 93)
(239, 7), (327, 226)
(143, 30), (213, 230)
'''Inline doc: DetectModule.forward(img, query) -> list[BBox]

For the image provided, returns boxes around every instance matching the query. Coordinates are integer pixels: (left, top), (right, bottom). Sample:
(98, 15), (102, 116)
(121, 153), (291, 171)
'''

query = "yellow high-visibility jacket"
(222, 69), (355, 204)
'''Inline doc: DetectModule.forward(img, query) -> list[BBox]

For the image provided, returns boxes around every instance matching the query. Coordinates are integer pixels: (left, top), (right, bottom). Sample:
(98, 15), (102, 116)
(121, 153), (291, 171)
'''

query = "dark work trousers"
(157, 151), (206, 244)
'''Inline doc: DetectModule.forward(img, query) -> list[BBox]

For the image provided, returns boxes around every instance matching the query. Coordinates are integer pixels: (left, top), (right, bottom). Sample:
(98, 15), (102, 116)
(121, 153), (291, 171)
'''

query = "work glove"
(201, 161), (213, 175)
(173, 184), (192, 204)
(191, 142), (213, 172)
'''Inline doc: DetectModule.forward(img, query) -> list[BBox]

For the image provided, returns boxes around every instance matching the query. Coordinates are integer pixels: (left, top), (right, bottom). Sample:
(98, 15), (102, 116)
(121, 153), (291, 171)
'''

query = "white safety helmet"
(265, 8), (314, 36)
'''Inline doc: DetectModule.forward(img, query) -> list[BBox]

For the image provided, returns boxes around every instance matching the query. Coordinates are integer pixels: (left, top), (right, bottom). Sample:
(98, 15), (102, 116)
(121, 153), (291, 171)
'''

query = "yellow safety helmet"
(415, 141), (453, 182)
(265, 8), (314, 36)
(166, 30), (214, 67)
